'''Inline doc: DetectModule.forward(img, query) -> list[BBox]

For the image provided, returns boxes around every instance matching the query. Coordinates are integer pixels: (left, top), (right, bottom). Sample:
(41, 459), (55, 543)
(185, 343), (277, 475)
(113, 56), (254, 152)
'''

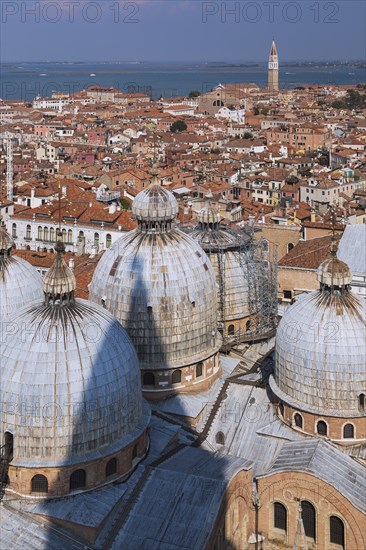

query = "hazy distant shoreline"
(1, 61), (365, 100)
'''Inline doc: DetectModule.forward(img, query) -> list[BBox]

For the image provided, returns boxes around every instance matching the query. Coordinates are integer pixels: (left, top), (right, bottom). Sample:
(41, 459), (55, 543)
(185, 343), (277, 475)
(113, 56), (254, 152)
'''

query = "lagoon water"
(1, 62), (365, 101)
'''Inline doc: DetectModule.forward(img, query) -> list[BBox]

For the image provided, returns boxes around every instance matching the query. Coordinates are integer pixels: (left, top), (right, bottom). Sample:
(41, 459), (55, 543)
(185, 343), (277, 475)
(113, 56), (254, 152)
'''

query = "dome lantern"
(198, 190), (221, 230)
(317, 242), (352, 292)
(43, 238), (76, 305)
(132, 171), (179, 234)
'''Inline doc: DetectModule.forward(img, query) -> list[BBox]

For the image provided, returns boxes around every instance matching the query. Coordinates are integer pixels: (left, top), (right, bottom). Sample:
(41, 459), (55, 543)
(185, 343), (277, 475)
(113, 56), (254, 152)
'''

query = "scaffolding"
(187, 222), (278, 350)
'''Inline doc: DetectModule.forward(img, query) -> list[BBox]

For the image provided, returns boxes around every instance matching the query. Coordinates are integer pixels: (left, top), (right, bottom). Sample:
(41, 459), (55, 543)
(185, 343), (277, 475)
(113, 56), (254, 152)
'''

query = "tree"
(170, 120), (187, 133)
(120, 197), (131, 211)
(260, 107), (269, 116)
(188, 90), (201, 98)
(253, 106), (260, 116)
(243, 132), (253, 139)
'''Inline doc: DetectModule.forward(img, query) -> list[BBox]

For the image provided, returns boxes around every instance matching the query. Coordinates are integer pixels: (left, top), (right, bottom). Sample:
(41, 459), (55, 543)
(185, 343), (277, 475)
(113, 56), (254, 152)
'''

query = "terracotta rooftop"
(279, 235), (341, 269)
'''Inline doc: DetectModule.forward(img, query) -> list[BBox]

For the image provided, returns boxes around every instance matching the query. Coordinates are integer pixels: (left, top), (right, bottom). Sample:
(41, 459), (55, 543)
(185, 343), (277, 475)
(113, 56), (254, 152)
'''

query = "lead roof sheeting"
(206, 384), (301, 476)
(112, 448), (250, 550)
(0, 505), (72, 550)
(338, 224), (366, 276)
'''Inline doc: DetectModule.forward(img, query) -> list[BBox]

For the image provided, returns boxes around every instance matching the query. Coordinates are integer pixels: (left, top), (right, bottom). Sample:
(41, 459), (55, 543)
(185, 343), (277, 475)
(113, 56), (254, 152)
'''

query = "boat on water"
(40, 73), (47, 76)
(90, 73), (96, 77)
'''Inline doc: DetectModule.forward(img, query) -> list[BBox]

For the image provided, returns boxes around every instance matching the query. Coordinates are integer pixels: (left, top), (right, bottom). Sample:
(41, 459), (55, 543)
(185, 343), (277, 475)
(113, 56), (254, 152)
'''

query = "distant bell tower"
(268, 40), (279, 92)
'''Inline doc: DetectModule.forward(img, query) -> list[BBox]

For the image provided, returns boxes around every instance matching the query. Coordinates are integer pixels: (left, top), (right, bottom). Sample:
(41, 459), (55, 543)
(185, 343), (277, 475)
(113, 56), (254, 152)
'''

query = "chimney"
(311, 210), (316, 223)
(89, 245), (97, 258)
(109, 203), (117, 214)
(68, 257), (75, 271)
(76, 235), (85, 256)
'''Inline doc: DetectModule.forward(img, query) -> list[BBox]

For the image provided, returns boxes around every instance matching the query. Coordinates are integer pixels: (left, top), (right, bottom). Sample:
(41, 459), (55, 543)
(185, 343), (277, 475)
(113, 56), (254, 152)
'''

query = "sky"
(1, 0), (365, 62)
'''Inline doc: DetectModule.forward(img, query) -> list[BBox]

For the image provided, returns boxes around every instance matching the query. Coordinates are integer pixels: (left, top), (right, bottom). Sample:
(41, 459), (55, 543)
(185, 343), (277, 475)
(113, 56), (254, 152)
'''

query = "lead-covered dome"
(272, 253), (366, 417)
(90, 229), (220, 369)
(90, 178), (221, 395)
(0, 242), (149, 470)
(0, 222), (43, 318)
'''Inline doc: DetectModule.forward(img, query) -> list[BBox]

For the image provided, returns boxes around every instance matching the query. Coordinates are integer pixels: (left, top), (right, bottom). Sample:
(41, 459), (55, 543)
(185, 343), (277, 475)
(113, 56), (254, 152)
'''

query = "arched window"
(274, 502), (287, 532)
(12, 223), (16, 238)
(37, 226), (43, 240)
(31, 474), (48, 494)
(246, 320), (251, 332)
(68, 229), (73, 243)
(359, 393), (365, 412)
(317, 420), (327, 436)
(44, 227), (49, 241)
(172, 370), (182, 385)
(4, 432), (13, 462)
(228, 324), (235, 336)
(94, 232), (99, 246)
(106, 233), (112, 248)
(294, 413), (303, 429)
(143, 372), (155, 387)
(196, 362), (203, 378)
(69, 469), (86, 491)
(330, 516), (345, 548)
(215, 431), (225, 445)
(26, 225), (31, 239)
(287, 242), (294, 253)
(62, 228), (67, 243)
(279, 402), (284, 417)
(105, 457), (117, 478)
(132, 444), (138, 460)
(50, 227), (55, 242)
(343, 423), (354, 439)
(213, 100), (224, 107)
(301, 501), (316, 540)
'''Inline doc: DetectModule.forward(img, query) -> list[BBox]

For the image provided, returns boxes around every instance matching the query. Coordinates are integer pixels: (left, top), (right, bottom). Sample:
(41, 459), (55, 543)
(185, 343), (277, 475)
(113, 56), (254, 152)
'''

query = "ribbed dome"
(89, 228), (221, 369)
(272, 288), (366, 417)
(0, 224), (43, 319)
(0, 299), (148, 467)
(132, 177), (179, 225)
(208, 251), (250, 321)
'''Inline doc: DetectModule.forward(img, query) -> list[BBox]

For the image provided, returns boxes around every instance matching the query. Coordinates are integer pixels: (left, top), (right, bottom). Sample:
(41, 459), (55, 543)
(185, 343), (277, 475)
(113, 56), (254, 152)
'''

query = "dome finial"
(316, 203), (352, 292)
(0, 212), (14, 257)
(43, 232), (76, 305)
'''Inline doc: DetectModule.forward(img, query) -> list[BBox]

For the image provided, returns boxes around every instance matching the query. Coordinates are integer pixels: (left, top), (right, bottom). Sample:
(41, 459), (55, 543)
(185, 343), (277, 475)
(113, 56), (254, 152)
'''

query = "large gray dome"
(0, 224), (43, 319)
(272, 287), (366, 417)
(89, 229), (221, 369)
(0, 299), (148, 467)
